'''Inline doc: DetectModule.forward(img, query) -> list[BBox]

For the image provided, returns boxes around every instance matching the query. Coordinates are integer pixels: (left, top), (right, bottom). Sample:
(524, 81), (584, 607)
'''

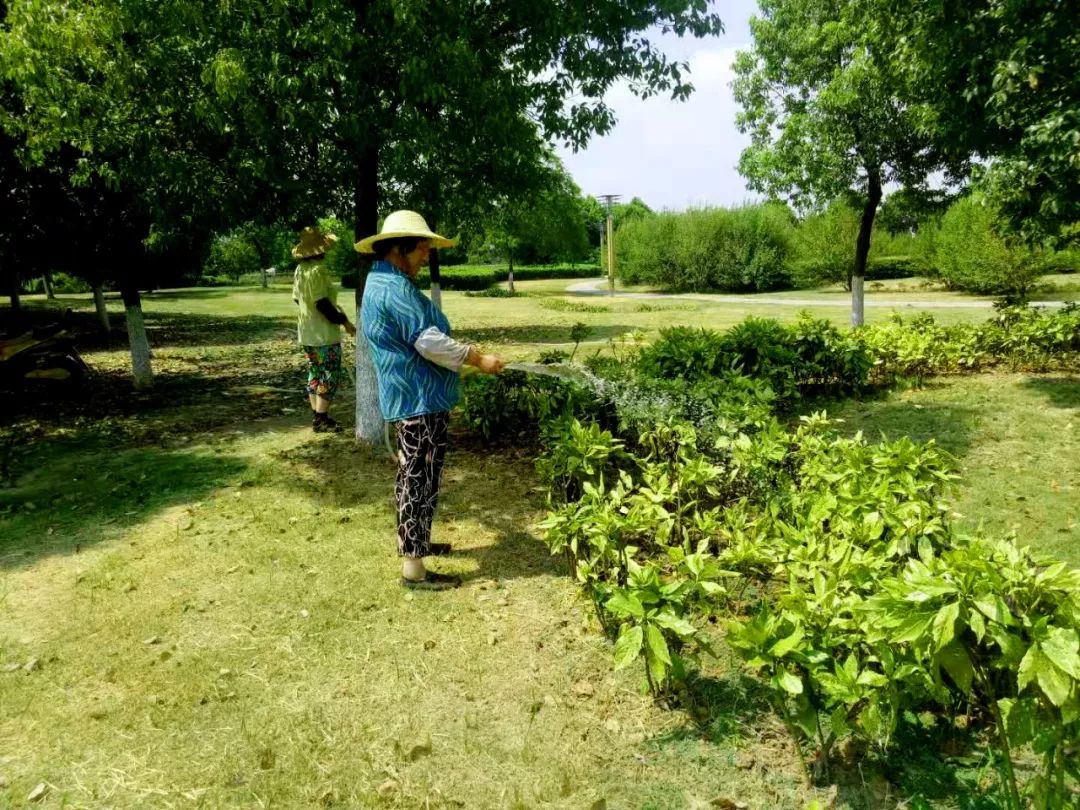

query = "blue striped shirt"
(361, 260), (461, 422)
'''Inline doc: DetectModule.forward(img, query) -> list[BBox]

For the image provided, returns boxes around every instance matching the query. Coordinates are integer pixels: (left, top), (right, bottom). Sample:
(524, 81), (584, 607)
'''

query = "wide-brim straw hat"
(354, 210), (458, 255)
(291, 227), (339, 260)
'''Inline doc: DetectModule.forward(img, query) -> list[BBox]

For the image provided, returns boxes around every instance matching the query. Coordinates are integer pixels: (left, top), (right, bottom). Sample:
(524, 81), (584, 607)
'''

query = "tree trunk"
(7, 264), (21, 315)
(507, 253), (515, 294)
(851, 169), (882, 328)
(261, 267), (268, 289)
(93, 283), (111, 334)
(121, 284), (153, 389)
(429, 230), (443, 311)
(42, 269), (56, 300)
(353, 143), (383, 445)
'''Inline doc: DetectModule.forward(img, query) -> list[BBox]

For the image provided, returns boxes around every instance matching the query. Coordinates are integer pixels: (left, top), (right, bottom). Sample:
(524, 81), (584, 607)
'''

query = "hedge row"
(342, 264), (601, 290)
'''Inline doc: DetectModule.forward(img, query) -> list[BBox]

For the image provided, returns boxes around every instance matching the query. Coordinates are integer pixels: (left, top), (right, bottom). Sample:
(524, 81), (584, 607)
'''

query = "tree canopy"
(733, 0), (961, 325)
(870, 0), (1080, 244)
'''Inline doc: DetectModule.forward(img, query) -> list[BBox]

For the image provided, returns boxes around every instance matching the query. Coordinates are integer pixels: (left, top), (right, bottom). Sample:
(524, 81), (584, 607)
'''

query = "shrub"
(637, 316), (872, 406)
(205, 232), (262, 280)
(791, 201), (862, 289)
(934, 196), (1040, 295)
(618, 204), (795, 292)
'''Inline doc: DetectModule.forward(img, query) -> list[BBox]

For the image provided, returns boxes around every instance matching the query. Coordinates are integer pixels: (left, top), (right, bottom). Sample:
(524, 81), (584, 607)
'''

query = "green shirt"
(292, 260), (342, 346)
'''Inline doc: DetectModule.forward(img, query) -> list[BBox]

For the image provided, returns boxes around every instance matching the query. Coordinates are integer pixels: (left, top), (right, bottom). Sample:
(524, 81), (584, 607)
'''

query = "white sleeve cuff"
(414, 326), (470, 371)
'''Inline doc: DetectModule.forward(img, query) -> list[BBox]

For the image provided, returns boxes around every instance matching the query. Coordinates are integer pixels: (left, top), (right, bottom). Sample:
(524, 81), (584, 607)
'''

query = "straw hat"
(354, 210), (458, 255)
(291, 227), (339, 260)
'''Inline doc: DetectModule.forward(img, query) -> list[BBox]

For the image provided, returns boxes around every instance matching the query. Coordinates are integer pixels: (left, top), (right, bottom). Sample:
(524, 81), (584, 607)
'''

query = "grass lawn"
(1, 282), (1077, 808)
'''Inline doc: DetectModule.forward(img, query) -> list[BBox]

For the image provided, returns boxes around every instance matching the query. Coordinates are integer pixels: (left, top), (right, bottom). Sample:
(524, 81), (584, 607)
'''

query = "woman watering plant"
(357, 211), (505, 590)
(292, 226), (356, 433)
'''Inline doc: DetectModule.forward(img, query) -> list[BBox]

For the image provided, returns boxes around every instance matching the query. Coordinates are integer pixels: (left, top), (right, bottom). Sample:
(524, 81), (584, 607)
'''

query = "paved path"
(564, 278), (1066, 309)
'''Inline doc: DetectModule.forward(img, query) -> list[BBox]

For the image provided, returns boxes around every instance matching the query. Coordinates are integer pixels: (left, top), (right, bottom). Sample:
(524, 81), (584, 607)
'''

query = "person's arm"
(413, 326), (503, 373)
(315, 298), (356, 336)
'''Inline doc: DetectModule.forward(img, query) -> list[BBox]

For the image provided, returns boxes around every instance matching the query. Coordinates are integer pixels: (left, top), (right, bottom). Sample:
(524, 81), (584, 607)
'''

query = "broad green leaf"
(612, 625), (643, 671)
(1036, 655), (1073, 707)
(988, 625), (1026, 665)
(856, 669), (889, 688)
(776, 669), (803, 695)
(892, 612), (934, 644)
(935, 642), (974, 694)
(998, 698), (1038, 747)
(653, 611), (696, 638)
(1017, 644), (1040, 692)
(1019, 646), (1072, 707)
(768, 624), (805, 659)
(974, 595), (1015, 626)
(793, 695), (817, 738)
(644, 624), (671, 667)
(605, 592), (644, 619)
(932, 602), (960, 651)
(1040, 627), (1080, 679)
(968, 610), (986, 643)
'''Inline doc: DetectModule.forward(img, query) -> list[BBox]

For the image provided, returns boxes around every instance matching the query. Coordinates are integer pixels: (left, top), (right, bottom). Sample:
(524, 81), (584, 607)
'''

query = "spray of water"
(503, 361), (612, 397)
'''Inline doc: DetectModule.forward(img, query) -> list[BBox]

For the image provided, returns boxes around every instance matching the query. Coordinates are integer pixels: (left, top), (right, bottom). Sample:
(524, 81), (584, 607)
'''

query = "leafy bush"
(861, 305), (1080, 382)
(205, 232), (262, 280)
(934, 196), (1041, 295)
(458, 370), (608, 442)
(42, 273), (84, 293)
(865, 255), (916, 280)
(791, 201), (863, 289)
(637, 316), (872, 406)
(618, 203), (796, 292)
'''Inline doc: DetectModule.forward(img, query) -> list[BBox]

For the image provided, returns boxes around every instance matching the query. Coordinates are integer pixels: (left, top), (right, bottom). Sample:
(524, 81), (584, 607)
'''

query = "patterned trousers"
(394, 411), (450, 558)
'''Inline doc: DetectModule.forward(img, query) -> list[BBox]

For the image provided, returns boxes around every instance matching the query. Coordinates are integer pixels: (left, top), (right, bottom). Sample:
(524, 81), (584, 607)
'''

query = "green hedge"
(865, 255), (917, 280)
(342, 264), (601, 291)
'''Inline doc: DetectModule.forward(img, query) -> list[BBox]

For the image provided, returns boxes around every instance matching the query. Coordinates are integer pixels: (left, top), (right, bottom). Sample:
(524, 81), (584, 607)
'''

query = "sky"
(554, 0), (760, 213)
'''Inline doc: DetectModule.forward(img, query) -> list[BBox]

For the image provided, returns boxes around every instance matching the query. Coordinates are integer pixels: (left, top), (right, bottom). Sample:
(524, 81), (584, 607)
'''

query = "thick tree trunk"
(121, 285), (153, 389)
(7, 264), (21, 315)
(428, 232), (443, 311)
(851, 169), (882, 328)
(42, 269), (56, 300)
(93, 283), (111, 334)
(353, 143), (383, 445)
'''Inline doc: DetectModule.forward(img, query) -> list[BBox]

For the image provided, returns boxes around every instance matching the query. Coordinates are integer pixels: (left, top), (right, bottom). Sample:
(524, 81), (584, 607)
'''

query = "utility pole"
(598, 194), (621, 295)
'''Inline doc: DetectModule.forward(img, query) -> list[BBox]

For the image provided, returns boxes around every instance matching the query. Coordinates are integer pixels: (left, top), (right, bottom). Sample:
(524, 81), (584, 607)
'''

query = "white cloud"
(555, 44), (761, 211)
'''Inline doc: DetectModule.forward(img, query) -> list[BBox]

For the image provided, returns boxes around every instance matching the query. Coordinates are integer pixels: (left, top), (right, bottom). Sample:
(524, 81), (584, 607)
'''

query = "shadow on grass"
(0, 441), (249, 571)
(141, 311), (295, 348)
(275, 430), (563, 583)
(819, 395), (981, 460)
(650, 670), (775, 747)
(1020, 376), (1080, 410)
(455, 324), (638, 345)
(0, 302), (294, 351)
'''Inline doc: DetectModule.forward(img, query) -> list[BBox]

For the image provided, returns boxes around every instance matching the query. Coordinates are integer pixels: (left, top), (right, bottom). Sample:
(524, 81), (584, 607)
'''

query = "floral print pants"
(303, 343), (344, 399)
(394, 411), (450, 558)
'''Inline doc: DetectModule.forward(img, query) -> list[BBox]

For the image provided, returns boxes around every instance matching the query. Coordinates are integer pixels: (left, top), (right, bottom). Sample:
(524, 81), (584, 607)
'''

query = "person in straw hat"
(357, 210), (505, 590)
(291, 226), (356, 433)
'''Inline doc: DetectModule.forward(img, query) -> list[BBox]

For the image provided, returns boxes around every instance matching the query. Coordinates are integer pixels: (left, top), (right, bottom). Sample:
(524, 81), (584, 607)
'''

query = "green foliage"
(863, 540), (1080, 808)
(205, 232), (262, 281)
(617, 204), (797, 292)
(458, 370), (606, 443)
(934, 197), (1040, 296)
(524, 308), (1080, 798)
(790, 201), (862, 289)
(733, 0), (962, 323)
(874, 0), (1080, 243)
(343, 264), (601, 291)
(637, 315), (872, 407)
(861, 305), (1080, 384)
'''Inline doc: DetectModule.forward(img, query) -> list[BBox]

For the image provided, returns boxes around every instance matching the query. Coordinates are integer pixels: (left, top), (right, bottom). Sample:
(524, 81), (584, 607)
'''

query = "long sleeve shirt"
(360, 260), (463, 421)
